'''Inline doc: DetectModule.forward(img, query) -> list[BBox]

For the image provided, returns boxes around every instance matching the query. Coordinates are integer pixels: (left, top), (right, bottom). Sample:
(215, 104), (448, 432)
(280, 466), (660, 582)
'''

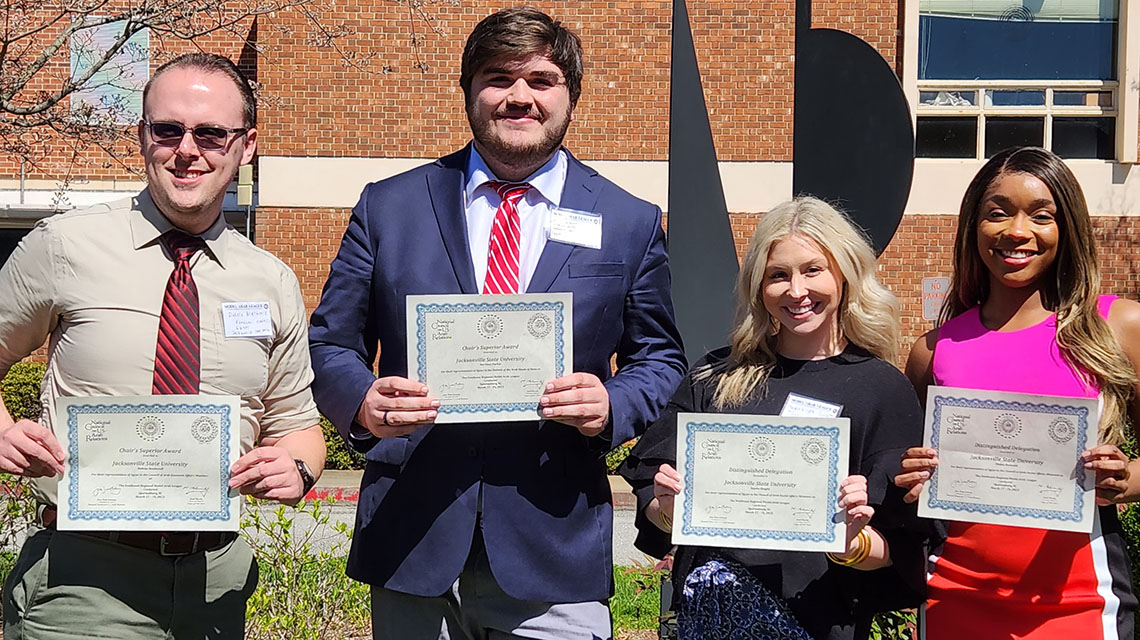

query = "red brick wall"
(258, 206), (347, 309)
(255, 0), (902, 163)
(882, 215), (960, 365)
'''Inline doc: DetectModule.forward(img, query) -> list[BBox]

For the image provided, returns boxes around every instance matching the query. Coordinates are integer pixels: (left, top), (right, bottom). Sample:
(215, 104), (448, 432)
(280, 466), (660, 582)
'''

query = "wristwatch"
(294, 459), (316, 496)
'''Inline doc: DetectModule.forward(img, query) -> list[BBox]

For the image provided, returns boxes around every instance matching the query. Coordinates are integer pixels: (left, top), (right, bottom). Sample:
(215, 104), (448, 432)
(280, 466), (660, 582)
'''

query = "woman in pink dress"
(896, 146), (1140, 639)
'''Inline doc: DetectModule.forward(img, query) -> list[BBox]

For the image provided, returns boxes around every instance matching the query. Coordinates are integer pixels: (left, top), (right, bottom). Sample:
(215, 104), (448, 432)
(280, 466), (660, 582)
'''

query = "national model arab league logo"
(994, 413), (1023, 439)
(749, 436), (775, 463)
(477, 314), (503, 340)
(136, 416), (165, 442)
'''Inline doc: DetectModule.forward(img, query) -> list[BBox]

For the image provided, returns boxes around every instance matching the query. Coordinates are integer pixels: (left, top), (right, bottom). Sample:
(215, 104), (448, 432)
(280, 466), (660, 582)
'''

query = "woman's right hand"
(652, 463), (683, 531)
(894, 447), (938, 503)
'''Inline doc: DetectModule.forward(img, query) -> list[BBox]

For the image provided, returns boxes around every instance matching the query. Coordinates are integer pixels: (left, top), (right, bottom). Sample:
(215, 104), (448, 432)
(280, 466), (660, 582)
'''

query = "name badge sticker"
(779, 393), (843, 418)
(548, 207), (602, 250)
(221, 302), (273, 339)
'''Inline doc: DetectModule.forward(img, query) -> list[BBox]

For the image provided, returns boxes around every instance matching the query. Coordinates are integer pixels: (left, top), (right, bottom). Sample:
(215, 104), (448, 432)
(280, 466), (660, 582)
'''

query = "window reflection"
(919, 1), (1118, 81)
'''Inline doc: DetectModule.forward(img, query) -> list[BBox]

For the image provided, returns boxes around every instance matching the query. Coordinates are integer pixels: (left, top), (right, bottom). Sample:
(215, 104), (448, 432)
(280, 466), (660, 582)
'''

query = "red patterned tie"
(483, 182), (530, 295)
(153, 230), (206, 395)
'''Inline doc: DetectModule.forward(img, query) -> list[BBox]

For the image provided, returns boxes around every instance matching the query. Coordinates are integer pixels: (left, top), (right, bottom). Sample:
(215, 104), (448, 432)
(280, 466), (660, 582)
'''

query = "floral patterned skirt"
(678, 558), (815, 640)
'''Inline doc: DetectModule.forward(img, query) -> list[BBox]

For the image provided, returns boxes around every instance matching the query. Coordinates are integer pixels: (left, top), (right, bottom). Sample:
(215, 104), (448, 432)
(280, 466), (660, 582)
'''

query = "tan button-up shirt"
(0, 190), (320, 504)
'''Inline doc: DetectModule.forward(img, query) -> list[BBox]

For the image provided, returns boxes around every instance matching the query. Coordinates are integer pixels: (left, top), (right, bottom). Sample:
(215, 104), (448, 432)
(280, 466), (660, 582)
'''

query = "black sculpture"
(667, 0), (741, 363)
(667, 0), (915, 360)
(792, 0), (915, 255)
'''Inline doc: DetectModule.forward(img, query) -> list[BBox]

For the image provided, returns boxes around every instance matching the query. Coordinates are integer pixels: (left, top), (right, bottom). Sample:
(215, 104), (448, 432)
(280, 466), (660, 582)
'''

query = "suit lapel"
(427, 147), (478, 294)
(527, 152), (602, 293)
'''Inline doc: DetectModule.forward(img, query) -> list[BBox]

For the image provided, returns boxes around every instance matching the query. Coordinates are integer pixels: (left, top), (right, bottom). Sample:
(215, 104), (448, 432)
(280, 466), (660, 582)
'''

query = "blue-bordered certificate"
(917, 386), (1097, 533)
(673, 413), (850, 552)
(56, 395), (241, 531)
(406, 293), (573, 423)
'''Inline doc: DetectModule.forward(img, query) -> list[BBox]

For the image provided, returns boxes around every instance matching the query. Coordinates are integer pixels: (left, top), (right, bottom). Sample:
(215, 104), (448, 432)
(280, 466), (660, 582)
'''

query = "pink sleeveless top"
(932, 296), (1113, 399)
(927, 295), (1133, 640)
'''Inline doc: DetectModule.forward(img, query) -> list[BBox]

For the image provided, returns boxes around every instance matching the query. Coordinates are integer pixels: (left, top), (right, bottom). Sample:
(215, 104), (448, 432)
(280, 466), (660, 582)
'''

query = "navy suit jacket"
(309, 147), (686, 602)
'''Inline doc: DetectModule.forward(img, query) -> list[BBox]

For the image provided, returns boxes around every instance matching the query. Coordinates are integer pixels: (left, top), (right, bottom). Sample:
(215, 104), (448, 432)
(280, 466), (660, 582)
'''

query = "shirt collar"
(129, 188), (230, 267)
(464, 146), (567, 208)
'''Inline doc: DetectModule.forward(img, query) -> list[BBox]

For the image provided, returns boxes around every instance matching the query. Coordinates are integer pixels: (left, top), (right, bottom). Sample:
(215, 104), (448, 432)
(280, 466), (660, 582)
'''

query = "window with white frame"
(916, 0), (1118, 159)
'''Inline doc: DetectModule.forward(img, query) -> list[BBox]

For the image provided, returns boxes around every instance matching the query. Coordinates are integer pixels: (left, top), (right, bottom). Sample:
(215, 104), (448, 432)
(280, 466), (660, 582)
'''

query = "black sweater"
(620, 345), (927, 640)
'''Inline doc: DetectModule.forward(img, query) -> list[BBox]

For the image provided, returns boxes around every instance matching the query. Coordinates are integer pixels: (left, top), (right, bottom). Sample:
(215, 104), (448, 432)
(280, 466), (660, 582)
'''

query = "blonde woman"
(621, 197), (925, 640)
(895, 147), (1140, 639)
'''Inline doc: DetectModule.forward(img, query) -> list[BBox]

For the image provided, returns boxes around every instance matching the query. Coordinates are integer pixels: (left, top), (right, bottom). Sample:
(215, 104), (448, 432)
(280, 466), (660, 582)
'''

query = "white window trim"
(1118, 0), (1138, 162)
(902, 0), (1139, 163)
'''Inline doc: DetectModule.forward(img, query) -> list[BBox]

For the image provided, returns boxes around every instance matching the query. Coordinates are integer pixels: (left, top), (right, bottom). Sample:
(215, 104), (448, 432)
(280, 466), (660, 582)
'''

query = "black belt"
(40, 506), (236, 556)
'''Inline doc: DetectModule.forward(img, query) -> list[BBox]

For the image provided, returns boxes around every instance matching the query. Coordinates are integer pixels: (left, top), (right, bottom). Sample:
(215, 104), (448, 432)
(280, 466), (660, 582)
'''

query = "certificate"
(917, 386), (1097, 533)
(673, 413), (850, 552)
(57, 395), (241, 531)
(406, 293), (573, 423)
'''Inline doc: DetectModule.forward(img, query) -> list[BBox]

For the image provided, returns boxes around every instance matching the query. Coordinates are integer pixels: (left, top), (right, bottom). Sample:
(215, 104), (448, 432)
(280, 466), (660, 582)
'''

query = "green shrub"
(0, 473), (35, 630)
(1121, 503), (1140, 597)
(1121, 432), (1140, 633)
(321, 417), (365, 471)
(2, 361), (46, 422)
(871, 609), (917, 640)
(611, 562), (665, 631)
(606, 438), (637, 474)
(0, 549), (15, 587)
(1, 364), (42, 597)
(242, 498), (369, 639)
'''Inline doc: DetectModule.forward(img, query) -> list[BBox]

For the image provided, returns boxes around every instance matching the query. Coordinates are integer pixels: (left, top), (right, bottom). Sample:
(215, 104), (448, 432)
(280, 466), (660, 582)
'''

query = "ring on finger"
(382, 411), (391, 426)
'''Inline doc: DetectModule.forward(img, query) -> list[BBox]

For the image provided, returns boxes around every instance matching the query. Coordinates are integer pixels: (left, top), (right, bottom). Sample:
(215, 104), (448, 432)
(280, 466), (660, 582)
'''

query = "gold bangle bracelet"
(834, 529), (866, 563)
(826, 529), (871, 566)
(852, 529), (872, 564)
(658, 507), (673, 531)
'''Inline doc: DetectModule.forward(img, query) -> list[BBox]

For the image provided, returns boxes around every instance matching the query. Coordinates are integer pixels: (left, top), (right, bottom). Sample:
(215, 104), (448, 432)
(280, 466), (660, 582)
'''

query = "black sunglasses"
(144, 121), (249, 151)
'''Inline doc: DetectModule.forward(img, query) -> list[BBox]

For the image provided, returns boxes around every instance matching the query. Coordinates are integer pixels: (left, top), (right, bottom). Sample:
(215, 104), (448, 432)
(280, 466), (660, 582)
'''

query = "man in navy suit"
(308, 8), (685, 639)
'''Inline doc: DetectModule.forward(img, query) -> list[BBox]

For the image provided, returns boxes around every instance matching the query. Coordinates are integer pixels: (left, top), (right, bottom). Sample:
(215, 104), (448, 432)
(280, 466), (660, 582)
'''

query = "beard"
(466, 103), (571, 172)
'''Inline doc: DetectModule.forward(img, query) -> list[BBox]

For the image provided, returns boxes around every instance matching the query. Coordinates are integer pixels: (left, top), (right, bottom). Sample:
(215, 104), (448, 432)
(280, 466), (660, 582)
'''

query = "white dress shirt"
(464, 147), (567, 293)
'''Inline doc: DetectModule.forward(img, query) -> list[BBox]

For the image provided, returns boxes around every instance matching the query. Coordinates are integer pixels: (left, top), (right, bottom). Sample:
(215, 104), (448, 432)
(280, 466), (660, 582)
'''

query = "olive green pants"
(3, 525), (257, 640)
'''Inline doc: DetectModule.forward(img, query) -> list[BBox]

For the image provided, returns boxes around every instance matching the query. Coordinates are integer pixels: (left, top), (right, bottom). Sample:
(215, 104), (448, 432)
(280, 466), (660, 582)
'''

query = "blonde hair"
(944, 147), (1136, 446)
(703, 197), (901, 408)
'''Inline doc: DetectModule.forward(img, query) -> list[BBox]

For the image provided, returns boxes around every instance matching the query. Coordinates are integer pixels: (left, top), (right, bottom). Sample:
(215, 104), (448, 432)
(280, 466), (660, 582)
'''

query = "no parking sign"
(922, 277), (950, 322)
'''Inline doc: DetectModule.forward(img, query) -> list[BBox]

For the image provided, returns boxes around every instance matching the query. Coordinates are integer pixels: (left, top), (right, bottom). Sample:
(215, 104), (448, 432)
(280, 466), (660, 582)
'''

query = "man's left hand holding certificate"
(407, 293), (573, 423)
(57, 395), (241, 531)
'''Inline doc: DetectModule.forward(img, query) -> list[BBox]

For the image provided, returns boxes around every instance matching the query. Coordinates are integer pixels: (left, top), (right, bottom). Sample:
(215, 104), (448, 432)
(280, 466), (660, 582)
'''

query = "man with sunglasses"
(0, 53), (325, 639)
(309, 8), (685, 639)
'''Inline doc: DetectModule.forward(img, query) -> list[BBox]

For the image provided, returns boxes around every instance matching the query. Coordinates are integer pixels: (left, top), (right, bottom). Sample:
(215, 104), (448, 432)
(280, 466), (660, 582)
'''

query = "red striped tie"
(152, 231), (206, 395)
(483, 181), (530, 295)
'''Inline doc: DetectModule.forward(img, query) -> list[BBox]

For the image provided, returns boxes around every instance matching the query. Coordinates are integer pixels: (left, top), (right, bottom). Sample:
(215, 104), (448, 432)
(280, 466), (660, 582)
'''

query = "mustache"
(495, 107), (541, 120)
